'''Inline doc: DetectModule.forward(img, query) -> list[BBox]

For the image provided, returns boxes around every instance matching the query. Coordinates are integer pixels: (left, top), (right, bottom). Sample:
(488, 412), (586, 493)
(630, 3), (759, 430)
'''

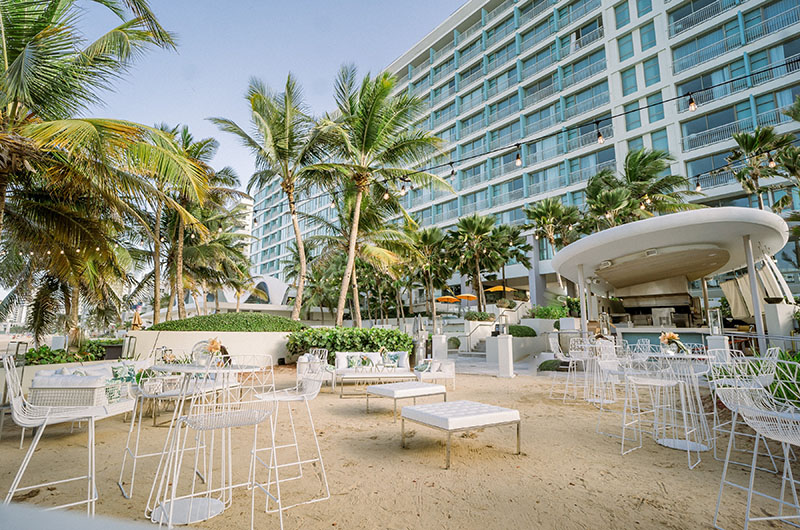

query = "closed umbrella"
(131, 310), (143, 331)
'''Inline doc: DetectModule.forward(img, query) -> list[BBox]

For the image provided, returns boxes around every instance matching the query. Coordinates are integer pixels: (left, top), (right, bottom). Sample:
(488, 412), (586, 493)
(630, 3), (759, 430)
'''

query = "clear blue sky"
(83, 0), (465, 191)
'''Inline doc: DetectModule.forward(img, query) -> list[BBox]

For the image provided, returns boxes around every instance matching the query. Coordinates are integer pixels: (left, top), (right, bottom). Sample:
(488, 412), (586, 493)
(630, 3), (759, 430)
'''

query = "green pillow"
(413, 362), (431, 372)
(347, 356), (358, 369)
(383, 352), (399, 365)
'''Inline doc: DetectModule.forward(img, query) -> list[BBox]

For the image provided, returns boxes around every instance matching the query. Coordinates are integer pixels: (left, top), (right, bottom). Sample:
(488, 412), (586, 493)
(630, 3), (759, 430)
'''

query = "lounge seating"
(333, 351), (416, 398)
(414, 359), (456, 390)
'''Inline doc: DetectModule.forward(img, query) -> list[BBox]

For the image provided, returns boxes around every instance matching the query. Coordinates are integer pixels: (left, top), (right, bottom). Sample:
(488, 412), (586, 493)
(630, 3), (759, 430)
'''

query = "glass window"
(615, 1), (630, 28)
(647, 92), (664, 122)
(643, 57), (660, 86)
(637, 0), (652, 16)
(628, 136), (644, 151)
(640, 21), (656, 51)
(624, 102), (641, 130)
(621, 66), (638, 96)
(618, 34), (634, 61)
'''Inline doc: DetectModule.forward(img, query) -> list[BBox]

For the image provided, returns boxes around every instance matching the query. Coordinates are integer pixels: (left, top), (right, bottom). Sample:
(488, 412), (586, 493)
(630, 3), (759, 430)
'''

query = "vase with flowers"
(659, 331), (689, 354)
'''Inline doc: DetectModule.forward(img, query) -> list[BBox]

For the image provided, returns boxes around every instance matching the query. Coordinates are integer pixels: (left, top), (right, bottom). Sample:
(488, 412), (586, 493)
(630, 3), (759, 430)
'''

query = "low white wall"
(520, 318), (556, 336)
(127, 330), (290, 364)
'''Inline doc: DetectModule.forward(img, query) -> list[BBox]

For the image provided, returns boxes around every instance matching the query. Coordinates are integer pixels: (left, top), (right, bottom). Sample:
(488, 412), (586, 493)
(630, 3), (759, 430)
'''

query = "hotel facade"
(250, 0), (800, 305)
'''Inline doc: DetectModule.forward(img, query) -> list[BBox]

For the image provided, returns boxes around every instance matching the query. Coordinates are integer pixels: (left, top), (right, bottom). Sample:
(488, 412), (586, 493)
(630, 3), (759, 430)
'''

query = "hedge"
(508, 325), (537, 337)
(286, 327), (413, 361)
(464, 311), (494, 322)
(147, 313), (306, 333)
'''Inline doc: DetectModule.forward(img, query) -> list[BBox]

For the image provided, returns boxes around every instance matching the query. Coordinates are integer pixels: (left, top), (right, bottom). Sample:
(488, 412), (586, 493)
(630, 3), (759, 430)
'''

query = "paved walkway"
(451, 354), (543, 377)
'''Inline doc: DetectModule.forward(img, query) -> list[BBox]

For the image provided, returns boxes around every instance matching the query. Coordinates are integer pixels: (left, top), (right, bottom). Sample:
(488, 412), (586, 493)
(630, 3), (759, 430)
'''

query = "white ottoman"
(366, 382), (447, 421)
(401, 400), (521, 469)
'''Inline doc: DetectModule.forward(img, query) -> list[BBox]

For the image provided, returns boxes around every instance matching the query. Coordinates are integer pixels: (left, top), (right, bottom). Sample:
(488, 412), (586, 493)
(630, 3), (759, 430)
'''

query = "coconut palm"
(446, 214), (497, 312)
(727, 127), (794, 210)
(524, 197), (579, 286)
(212, 75), (331, 321)
(486, 224), (532, 297)
(308, 65), (447, 326)
(405, 224), (451, 333)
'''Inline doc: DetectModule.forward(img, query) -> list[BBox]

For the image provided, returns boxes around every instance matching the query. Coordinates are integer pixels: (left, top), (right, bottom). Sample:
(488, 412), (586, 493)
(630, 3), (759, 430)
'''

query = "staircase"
(456, 338), (487, 360)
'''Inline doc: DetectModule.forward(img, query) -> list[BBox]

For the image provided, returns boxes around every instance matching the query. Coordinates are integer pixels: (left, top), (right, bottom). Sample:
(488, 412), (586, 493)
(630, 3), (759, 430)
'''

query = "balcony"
(677, 53), (800, 112)
(458, 20), (482, 47)
(432, 41), (455, 64)
(529, 174), (568, 195)
(681, 106), (792, 151)
(523, 83), (558, 108)
(432, 86), (457, 106)
(462, 198), (490, 214)
(487, 100), (520, 124)
(460, 172), (486, 189)
(527, 142), (563, 166)
(563, 91), (609, 120)
(486, 21), (516, 48)
(462, 140), (485, 158)
(490, 129), (519, 149)
(525, 113), (559, 136)
(461, 119), (486, 137)
(520, 0), (555, 27)
(432, 64), (455, 85)
(697, 168), (739, 190)
(487, 48), (516, 74)
(568, 159), (615, 185)
(461, 95), (483, 113)
(486, 0), (514, 23)
(520, 24), (555, 54)
(433, 209), (459, 224)
(561, 59), (606, 89)
(566, 124), (613, 152)
(487, 75), (517, 99)
(459, 68), (484, 90)
(560, 26), (604, 60)
(411, 80), (430, 96)
(459, 44), (483, 66)
(432, 108), (457, 128)
(410, 63), (428, 80)
(492, 159), (520, 178)
(557, 0), (601, 30)
(521, 53), (555, 80)
(673, 6), (800, 74)
(668, 0), (738, 37)
(493, 188), (526, 205)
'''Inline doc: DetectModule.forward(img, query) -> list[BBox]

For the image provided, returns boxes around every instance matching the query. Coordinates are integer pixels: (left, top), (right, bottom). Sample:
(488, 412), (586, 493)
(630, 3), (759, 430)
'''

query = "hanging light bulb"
(515, 144), (522, 167)
(534, 234), (539, 240)
(639, 203), (646, 210)
(76, 248), (81, 253)
(95, 246), (100, 251)
(190, 233), (196, 239)
(60, 250), (64, 255)
(687, 93), (697, 112)
(160, 237), (166, 243)
(46, 250), (51, 255)
(768, 152), (777, 168)
(695, 179), (702, 192)
(400, 185), (407, 196)
(217, 227), (223, 233)
(450, 163), (455, 177)
(644, 195), (651, 205)
(330, 197), (336, 208)
(383, 191), (390, 200)
(595, 122), (604, 144)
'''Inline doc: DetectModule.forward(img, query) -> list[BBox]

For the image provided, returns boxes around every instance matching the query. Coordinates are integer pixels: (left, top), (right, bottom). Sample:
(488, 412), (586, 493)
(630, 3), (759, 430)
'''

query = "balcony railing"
(520, 23), (555, 54)
(525, 113), (559, 135)
(432, 108), (457, 128)
(486, 0), (514, 23)
(568, 159), (615, 185)
(745, 6), (800, 43)
(529, 174), (569, 195)
(487, 100), (520, 123)
(486, 20), (516, 48)
(523, 83), (558, 108)
(410, 63), (428, 80)
(460, 68), (484, 89)
(461, 118), (485, 137)
(462, 198), (490, 214)
(560, 26), (604, 60)
(668, 0), (738, 37)
(561, 59), (606, 89)
(522, 53), (555, 80)
(487, 74), (517, 98)
(697, 168), (739, 190)
(520, 0), (554, 27)
(682, 105), (792, 151)
(432, 86), (457, 106)
(756, 105), (793, 128)
(492, 159), (520, 178)
(563, 91), (610, 120)
(459, 19), (482, 46)
(461, 95), (483, 113)
(459, 43), (483, 65)
(432, 41), (455, 64)
(490, 129), (519, 149)
(432, 64), (455, 85)
(462, 141), (485, 158)
(493, 188), (525, 205)
(460, 172), (486, 189)
(411, 79), (430, 96)
(527, 142), (563, 166)
(557, 0), (601, 30)
(566, 124), (613, 152)
(433, 209), (459, 223)
(487, 48), (515, 73)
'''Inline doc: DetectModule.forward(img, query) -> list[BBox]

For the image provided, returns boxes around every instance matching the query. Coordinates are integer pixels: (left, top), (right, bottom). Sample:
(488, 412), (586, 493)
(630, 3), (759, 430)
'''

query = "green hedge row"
(286, 327), (413, 360)
(508, 325), (537, 337)
(464, 311), (494, 321)
(148, 313), (306, 333)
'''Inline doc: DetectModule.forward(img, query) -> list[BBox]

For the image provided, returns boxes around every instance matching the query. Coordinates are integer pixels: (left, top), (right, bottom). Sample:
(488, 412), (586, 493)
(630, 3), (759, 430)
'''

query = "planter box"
(126, 330), (290, 365)
(520, 318), (557, 336)
(559, 317), (580, 330)
(103, 344), (123, 360)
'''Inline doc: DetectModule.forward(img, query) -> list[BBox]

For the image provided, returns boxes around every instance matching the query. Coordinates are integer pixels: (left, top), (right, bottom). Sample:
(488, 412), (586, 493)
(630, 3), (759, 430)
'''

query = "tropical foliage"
(148, 312), (305, 332)
(286, 326), (413, 359)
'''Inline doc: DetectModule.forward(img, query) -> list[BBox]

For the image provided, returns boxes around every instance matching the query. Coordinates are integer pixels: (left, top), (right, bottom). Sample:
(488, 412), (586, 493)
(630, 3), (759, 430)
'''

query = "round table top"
(150, 363), (264, 374)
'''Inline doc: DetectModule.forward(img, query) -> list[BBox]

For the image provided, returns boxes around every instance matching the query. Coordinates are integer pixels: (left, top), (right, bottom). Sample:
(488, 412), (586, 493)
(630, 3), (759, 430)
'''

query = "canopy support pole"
(744, 235), (767, 353)
(701, 278), (710, 328)
(577, 264), (588, 337)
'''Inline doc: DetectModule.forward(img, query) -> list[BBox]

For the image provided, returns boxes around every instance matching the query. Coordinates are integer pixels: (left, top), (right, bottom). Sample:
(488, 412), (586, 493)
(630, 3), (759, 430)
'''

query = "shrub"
(447, 336), (461, 350)
(25, 346), (100, 366)
(80, 340), (107, 359)
(512, 291), (529, 302)
(565, 297), (581, 316)
(538, 359), (562, 371)
(148, 313), (306, 333)
(529, 305), (568, 319)
(496, 298), (517, 309)
(464, 311), (494, 321)
(286, 327), (413, 361)
(508, 325), (536, 337)
(553, 320), (560, 330)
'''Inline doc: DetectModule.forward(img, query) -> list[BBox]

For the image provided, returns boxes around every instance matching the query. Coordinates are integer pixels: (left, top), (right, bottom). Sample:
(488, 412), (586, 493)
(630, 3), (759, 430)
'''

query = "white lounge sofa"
(415, 359), (456, 390)
(333, 351), (416, 397)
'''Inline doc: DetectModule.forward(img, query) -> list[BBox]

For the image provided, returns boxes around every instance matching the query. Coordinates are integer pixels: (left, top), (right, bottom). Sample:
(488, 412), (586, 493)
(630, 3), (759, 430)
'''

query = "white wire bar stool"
(710, 357), (800, 529)
(548, 335), (589, 402)
(253, 356), (330, 519)
(0, 341), (27, 445)
(309, 348), (336, 388)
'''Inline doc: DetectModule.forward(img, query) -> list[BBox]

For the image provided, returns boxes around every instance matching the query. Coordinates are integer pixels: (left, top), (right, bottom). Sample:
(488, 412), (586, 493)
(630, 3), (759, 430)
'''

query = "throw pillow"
(383, 352), (399, 365)
(413, 362), (431, 372)
(347, 356), (358, 369)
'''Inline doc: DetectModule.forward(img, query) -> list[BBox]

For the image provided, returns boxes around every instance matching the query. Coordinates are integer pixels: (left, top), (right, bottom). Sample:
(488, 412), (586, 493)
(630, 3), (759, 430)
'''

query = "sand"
(0, 368), (788, 529)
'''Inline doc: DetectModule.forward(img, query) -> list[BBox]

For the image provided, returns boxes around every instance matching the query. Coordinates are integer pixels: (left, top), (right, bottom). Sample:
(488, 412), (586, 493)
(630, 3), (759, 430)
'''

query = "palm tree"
(212, 75), (330, 321)
(309, 65), (446, 326)
(487, 225), (532, 297)
(524, 197), (579, 286)
(406, 225), (451, 333)
(585, 184), (633, 230)
(728, 127), (794, 210)
(447, 214), (496, 312)
(281, 239), (318, 293)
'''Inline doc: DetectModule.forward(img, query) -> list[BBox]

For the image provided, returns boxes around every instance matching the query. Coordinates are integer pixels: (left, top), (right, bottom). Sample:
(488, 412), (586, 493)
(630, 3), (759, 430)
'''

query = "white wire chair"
(0, 342), (27, 445)
(710, 357), (800, 529)
(253, 356), (330, 517)
(309, 348), (335, 388)
(548, 336), (590, 402)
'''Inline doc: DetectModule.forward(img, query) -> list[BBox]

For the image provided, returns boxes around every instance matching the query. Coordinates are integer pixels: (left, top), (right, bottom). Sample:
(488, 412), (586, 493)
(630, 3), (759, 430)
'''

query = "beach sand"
(0, 368), (785, 529)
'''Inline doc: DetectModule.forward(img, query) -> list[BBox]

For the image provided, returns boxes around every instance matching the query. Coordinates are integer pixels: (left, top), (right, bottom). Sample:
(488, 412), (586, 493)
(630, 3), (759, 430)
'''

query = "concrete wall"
(127, 330), (291, 364)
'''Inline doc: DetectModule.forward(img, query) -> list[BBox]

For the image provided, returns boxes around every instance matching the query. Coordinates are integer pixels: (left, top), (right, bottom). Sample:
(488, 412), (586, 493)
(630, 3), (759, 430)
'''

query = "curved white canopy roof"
(552, 207), (789, 291)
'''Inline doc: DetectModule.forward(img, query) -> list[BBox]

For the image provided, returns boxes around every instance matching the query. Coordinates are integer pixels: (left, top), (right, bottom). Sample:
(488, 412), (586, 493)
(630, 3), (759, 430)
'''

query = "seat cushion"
(402, 400), (519, 430)
(366, 381), (446, 399)
(338, 370), (415, 380)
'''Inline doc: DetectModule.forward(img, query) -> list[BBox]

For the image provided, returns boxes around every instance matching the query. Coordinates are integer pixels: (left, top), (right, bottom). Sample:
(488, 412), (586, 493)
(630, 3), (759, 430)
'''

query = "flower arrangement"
(659, 331), (689, 353)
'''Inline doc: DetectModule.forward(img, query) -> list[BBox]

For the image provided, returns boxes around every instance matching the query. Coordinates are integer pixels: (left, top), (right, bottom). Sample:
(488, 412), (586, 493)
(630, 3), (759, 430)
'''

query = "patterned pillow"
(347, 356), (359, 369)
(413, 362), (431, 372)
(360, 355), (373, 367)
(383, 352), (399, 365)
(111, 365), (128, 380)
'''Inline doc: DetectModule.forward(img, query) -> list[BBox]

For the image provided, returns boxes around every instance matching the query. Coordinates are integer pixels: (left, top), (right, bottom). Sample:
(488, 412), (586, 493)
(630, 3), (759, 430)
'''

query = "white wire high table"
(145, 363), (265, 526)
(641, 351), (713, 454)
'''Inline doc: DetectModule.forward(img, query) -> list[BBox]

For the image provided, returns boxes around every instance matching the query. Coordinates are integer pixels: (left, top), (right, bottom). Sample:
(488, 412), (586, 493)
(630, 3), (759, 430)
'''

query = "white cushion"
(338, 370), (415, 380)
(31, 375), (107, 388)
(366, 381), (446, 399)
(401, 400), (519, 430)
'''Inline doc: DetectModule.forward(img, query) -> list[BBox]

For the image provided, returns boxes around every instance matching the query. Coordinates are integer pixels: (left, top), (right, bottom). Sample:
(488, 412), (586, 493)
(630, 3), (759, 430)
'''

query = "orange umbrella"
(486, 285), (517, 292)
(456, 293), (477, 301)
(436, 296), (459, 303)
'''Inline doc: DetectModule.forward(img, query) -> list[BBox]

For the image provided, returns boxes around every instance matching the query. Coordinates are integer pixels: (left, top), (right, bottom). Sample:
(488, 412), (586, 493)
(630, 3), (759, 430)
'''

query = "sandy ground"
(0, 368), (793, 529)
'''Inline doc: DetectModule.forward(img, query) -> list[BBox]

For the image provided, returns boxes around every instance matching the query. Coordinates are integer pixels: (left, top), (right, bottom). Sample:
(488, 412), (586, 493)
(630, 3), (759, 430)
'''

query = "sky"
(82, 0), (466, 191)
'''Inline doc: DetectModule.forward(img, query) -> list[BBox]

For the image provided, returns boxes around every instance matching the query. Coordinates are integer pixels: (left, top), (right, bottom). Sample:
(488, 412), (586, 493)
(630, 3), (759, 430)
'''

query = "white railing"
(488, 100), (520, 123)
(461, 118), (486, 137)
(493, 188), (525, 205)
(669, 0), (738, 37)
(527, 142), (563, 165)
(568, 159), (615, 184)
(520, 0), (554, 27)
(492, 159), (520, 177)
(486, 19), (516, 48)
(411, 79), (430, 96)
(529, 173), (568, 194)
(525, 112), (559, 135)
(561, 59), (606, 89)
(523, 82), (557, 108)
(487, 47), (516, 73)
(462, 141), (485, 158)
(560, 26), (604, 60)
(432, 41), (455, 64)
(487, 73), (517, 98)
(434, 209), (459, 223)
(432, 107), (457, 128)
(566, 124), (613, 152)
(459, 19), (483, 46)
(563, 91), (609, 120)
(744, 6), (800, 43)
(460, 68), (484, 89)
(682, 116), (751, 151)
(520, 23), (554, 53)
(756, 105), (793, 127)
(432, 86), (457, 106)
(459, 43), (483, 65)
(557, 0), (601, 30)
(486, 0), (515, 22)
(462, 198), (490, 214)
(490, 129), (519, 149)
(432, 63), (455, 84)
(460, 94), (483, 113)
(460, 172), (486, 189)
(673, 34), (741, 74)
(697, 168), (738, 190)
(410, 63), (428, 80)
(522, 53), (555, 79)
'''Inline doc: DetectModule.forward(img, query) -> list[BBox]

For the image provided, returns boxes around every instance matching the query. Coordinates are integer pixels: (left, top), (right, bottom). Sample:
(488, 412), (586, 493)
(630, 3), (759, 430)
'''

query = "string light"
(95, 247), (100, 251)
(595, 122), (604, 144)
(644, 195), (651, 205)
(400, 185), (407, 196)
(218, 227), (223, 233)
(639, 203), (646, 210)
(190, 233), (196, 239)
(383, 191), (390, 200)
(514, 144), (522, 167)
(46, 250), (51, 255)
(59, 250), (64, 254)
(76, 248), (81, 253)
(687, 93), (697, 112)
(768, 152), (777, 168)
(695, 179), (702, 192)
(450, 162), (455, 177)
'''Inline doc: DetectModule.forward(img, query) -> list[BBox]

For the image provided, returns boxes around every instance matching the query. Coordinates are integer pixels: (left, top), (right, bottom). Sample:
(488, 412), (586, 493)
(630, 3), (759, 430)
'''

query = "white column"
(701, 278), (710, 327)
(743, 235), (767, 353)
(577, 263), (588, 337)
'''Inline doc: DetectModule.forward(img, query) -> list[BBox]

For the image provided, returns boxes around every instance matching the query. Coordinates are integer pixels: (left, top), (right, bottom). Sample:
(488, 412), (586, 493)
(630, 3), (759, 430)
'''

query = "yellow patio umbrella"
(436, 296), (459, 303)
(456, 293), (477, 301)
(486, 285), (517, 292)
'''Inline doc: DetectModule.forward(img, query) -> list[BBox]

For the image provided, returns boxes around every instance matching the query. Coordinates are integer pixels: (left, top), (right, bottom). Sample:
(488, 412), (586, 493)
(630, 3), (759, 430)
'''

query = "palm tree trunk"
(474, 253), (484, 312)
(236, 292), (241, 312)
(176, 217), (186, 319)
(755, 177), (765, 210)
(429, 276), (438, 334)
(351, 266), (363, 328)
(549, 236), (564, 289)
(202, 285), (209, 315)
(502, 265), (508, 300)
(166, 278), (175, 321)
(288, 190), (306, 321)
(152, 199), (162, 325)
(0, 177), (7, 241)
(336, 189), (364, 326)
(68, 286), (80, 350)
(214, 289), (220, 313)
